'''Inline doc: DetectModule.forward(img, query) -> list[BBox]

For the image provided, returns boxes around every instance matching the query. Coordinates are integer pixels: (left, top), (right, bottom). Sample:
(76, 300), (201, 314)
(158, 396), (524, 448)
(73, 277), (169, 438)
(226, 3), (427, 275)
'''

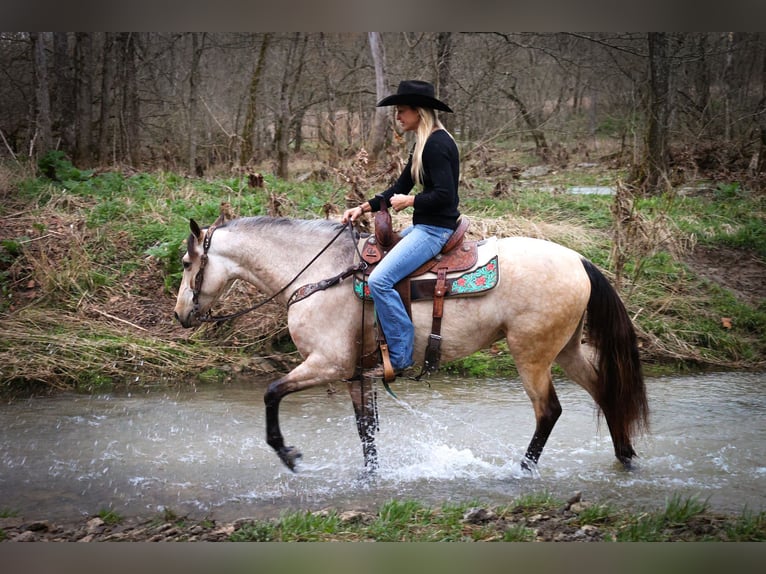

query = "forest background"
(1, 32), (765, 187)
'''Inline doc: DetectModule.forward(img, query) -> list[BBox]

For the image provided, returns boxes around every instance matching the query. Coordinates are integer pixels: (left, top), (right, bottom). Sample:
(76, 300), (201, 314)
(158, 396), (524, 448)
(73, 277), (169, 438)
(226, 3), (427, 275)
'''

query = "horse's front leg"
(348, 378), (378, 473)
(264, 375), (303, 471)
(263, 358), (351, 472)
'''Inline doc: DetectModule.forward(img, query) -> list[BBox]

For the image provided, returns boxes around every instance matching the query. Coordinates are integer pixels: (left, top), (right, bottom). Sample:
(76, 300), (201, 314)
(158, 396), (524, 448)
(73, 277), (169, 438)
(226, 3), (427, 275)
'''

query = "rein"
(192, 221), (357, 324)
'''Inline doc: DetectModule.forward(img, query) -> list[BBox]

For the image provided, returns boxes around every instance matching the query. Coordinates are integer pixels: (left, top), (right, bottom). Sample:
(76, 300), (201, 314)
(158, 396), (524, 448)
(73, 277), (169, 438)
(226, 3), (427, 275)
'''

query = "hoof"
(365, 460), (379, 475)
(615, 445), (637, 470)
(355, 467), (378, 484)
(277, 446), (302, 471)
(519, 457), (539, 477)
(617, 455), (635, 470)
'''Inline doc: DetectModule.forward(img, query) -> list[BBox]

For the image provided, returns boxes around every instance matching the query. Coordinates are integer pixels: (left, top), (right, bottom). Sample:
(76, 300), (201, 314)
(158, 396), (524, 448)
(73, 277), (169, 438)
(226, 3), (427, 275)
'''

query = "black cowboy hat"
(376, 80), (453, 113)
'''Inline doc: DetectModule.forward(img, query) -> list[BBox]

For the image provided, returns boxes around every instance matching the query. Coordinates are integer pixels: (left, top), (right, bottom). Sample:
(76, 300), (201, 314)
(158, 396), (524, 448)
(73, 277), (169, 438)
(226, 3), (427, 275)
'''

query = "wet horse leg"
(264, 374), (303, 471)
(264, 359), (344, 471)
(518, 363), (562, 470)
(555, 329), (638, 468)
(348, 378), (379, 472)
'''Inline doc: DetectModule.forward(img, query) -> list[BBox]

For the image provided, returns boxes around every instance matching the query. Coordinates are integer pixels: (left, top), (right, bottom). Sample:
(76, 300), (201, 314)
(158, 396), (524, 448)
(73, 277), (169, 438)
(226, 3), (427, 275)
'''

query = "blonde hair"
(410, 107), (453, 186)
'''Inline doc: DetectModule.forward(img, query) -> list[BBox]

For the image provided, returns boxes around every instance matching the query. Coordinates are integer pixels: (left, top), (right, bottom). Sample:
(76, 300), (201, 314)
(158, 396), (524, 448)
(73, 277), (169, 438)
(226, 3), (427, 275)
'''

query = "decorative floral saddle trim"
(354, 238), (499, 301)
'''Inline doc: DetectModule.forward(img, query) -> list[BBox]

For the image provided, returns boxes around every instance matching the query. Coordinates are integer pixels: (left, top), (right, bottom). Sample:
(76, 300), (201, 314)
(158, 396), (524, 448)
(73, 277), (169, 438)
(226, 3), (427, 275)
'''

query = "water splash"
(0, 372), (764, 520)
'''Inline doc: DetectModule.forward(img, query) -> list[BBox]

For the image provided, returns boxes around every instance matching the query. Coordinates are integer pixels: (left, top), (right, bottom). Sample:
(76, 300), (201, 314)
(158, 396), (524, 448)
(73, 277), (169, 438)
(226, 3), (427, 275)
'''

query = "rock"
(24, 520), (50, 532)
(564, 491), (582, 510)
(462, 507), (497, 524)
(0, 517), (24, 530)
(338, 510), (370, 524)
(570, 501), (593, 514)
(211, 525), (235, 538)
(520, 165), (552, 178)
(12, 531), (38, 542)
(86, 517), (104, 534)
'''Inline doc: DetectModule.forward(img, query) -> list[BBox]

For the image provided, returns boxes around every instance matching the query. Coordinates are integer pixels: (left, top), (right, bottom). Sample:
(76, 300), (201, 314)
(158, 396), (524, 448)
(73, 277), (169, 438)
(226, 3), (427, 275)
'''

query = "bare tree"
(52, 32), (75, 153)
(758, 36), (766, 175)
(120, 33), (141, 166)
(187, 33), (205, 175)
(435, 32), (453, 132)
(274, 33), (308, 179)
(499, 77), (549, 156)
(30, 32), (52, 157)
(369, 32), (389, 159)
(74, 32), (93, 165)
(240, 33), (271, 166)
(2, 32), (764, 187)
(97, 33), (116, 163)
(643, 32), (671, 193)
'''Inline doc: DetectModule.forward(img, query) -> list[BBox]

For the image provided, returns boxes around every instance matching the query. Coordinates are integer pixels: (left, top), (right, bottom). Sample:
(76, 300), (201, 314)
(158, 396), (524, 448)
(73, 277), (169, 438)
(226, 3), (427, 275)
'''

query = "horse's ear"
(213, 212), (226, 227)
(190, 219), (202, 240)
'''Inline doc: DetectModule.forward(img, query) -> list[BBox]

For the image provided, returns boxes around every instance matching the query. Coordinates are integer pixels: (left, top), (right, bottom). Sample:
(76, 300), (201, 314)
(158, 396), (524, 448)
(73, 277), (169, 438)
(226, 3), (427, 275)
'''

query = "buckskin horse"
(173, 212), (649, 474)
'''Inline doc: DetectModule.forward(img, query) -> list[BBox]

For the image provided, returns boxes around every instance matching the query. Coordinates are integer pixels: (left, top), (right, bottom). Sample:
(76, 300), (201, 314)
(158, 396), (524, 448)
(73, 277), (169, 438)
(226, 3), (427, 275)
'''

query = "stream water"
(1, 371), (763, 522)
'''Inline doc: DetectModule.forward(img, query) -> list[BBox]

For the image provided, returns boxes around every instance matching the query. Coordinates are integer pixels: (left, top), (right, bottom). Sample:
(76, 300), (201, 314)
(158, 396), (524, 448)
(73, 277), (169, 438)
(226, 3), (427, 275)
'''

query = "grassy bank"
(2, 493), (763, 542)
(0, 149), (764, 393)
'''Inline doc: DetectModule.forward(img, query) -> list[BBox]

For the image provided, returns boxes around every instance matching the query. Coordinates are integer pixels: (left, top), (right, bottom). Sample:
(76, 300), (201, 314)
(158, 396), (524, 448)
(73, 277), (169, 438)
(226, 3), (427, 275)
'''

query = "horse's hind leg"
(556, 332), (637, 467)
(517, 362), (562, 470)
(348, 378), (378, 472)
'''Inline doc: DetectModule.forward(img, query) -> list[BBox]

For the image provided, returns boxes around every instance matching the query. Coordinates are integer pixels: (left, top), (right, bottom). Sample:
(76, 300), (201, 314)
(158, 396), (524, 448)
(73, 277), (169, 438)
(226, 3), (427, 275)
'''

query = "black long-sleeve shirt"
(367, 130), (460, 230)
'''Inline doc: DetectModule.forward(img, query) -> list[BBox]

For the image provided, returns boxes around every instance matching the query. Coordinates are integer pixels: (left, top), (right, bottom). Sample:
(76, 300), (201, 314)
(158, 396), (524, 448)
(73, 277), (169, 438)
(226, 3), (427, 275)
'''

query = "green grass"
(616, 495), (709, 541)
(97, 508), (123, 525)
(660, 186), (766, 258)
(225, 495), (765, 542)
(2, 151), (764, 392)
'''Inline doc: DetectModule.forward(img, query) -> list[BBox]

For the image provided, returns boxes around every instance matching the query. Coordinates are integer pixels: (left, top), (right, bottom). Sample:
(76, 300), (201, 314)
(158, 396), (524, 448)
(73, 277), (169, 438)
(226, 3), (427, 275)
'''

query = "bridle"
(189, 221), (362, 323)
(190, 223), (217, 320)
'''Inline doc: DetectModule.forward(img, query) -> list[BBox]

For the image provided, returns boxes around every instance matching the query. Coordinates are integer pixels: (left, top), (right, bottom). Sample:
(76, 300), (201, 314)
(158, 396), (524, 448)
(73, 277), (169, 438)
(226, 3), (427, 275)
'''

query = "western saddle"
(358, 208), (477, 381)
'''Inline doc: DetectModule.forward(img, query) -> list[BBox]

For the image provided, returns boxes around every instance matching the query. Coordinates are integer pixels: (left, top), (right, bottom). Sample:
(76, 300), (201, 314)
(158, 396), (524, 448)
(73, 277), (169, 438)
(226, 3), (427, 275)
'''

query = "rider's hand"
(342, 205), (363, 223)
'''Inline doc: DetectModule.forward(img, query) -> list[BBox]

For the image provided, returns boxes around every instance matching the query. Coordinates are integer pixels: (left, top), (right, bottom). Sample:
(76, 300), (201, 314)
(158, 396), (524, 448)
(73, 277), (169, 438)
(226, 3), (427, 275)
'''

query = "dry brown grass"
(390, 210), (607, 255)
(0, 307), (254, 389)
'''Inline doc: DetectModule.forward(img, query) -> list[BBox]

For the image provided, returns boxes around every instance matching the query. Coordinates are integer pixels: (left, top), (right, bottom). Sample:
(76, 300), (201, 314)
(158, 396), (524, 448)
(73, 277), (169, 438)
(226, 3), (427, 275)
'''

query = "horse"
(173, 213), (649, 474)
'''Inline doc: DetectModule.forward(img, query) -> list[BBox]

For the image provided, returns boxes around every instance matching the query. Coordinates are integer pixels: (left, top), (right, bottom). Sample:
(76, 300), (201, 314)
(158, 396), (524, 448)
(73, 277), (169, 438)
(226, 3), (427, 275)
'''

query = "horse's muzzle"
(174, 311), (195, 328)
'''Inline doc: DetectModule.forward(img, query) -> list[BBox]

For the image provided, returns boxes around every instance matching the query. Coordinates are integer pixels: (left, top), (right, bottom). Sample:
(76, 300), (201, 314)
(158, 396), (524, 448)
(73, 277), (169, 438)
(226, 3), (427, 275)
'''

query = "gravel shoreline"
(2, 495), (759, 542)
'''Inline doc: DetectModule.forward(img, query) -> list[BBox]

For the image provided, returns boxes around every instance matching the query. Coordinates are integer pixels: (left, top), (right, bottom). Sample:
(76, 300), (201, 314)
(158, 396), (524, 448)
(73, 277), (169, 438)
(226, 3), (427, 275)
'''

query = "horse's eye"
(182, 260), (191, 270)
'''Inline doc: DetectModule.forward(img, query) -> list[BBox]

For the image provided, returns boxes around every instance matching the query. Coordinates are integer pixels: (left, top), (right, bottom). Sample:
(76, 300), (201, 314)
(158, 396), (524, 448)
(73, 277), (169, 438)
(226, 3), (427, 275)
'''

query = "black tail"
(581, 259), (649, 462)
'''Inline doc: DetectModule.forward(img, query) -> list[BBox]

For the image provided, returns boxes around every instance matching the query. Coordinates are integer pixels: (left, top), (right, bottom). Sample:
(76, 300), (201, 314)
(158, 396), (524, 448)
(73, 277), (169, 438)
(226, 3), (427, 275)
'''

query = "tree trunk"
(722, 32), (735, 142)
(52, 32), (76, 153)
(74, 32), (94, 165)
(187, 32), (204, 175)
(500, 82), (549, 157)
(757, 37), (766, 175)
(645, 32), (671, 193)
(317, 33), (339, 163)
(30, 32), (53, 157)
(292, 109), (305, 153)
(693, 34), (711, 129)
(240, 33), (271, 165)
(368, 32), (389, 159)
(275, 33), (308, 179)
(97, 33), (116, 163)
(120, 33), (141, 166)
(436, 32), (453, 132)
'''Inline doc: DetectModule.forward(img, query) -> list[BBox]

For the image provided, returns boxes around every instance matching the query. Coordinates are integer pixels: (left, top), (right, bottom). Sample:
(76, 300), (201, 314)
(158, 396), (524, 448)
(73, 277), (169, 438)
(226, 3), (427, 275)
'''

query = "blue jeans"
(367, 223), (453, 370)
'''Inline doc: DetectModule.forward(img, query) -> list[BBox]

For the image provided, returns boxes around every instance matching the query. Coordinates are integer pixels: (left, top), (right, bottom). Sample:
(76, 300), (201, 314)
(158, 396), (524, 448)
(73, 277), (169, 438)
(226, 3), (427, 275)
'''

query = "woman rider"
(342, 80), (460, 378)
